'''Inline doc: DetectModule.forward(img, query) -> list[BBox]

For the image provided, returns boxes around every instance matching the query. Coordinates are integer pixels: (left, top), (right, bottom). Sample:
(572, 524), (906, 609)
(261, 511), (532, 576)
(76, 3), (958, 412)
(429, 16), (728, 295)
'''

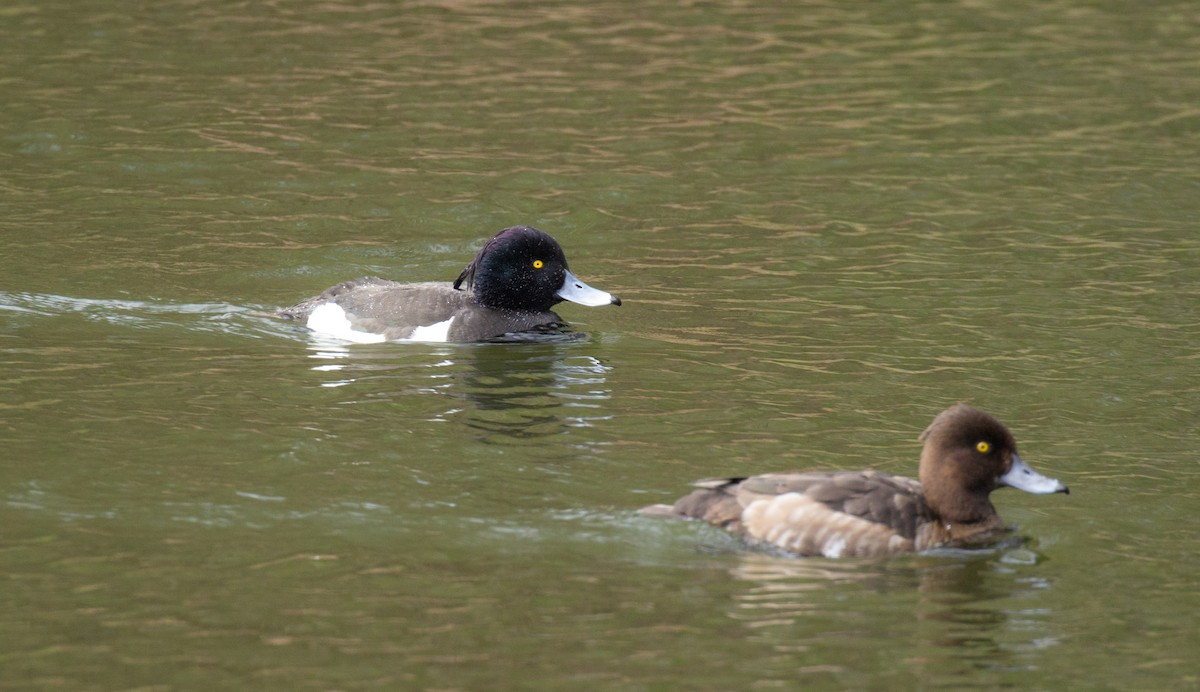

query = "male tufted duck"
(276, 226), (621, 342)
(641, 404), (1069, 557)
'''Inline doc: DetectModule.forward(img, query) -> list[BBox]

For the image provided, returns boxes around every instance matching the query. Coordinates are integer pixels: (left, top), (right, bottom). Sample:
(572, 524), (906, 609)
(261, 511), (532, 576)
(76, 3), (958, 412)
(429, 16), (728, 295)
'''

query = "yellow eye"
(532, 259), (544, 269)
(976, 441), (991, 454)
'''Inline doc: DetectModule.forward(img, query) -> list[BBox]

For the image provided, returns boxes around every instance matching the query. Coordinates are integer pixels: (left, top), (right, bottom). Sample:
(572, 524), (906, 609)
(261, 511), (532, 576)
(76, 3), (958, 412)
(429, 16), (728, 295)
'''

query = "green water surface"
(3, 1), (1199, 689)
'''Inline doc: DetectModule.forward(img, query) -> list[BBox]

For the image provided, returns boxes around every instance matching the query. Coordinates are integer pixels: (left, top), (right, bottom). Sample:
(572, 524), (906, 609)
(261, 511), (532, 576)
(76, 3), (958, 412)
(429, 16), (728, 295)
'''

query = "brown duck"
(641, 404), (1069, 557)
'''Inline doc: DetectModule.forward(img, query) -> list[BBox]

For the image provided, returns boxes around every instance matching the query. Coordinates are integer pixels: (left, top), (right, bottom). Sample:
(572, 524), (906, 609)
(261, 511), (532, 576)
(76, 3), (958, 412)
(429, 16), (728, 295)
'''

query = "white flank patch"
(822, 537), (847, 559)
(305, 303), (387, 344)
(404, 317), (454, 343)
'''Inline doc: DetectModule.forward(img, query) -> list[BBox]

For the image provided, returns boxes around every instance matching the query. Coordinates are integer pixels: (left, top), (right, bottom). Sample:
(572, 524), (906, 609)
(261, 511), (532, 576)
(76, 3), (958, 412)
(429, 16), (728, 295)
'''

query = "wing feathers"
(649, 470), (932, 557)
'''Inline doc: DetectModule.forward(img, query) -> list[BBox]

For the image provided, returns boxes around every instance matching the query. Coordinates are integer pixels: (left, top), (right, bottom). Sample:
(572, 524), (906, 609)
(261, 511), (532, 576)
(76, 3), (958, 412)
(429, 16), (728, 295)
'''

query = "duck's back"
(654, 470), (935, 558)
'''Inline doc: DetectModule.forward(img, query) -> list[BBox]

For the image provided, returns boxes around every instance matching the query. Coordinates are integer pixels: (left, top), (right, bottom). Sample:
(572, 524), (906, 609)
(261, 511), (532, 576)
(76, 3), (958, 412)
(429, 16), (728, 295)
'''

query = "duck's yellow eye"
(532, 259), (544, 269)
(976, 441), (991, 454)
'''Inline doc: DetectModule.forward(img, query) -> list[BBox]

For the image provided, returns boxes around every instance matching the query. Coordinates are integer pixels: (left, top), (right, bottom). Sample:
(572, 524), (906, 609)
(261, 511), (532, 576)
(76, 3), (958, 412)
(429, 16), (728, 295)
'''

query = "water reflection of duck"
(276, 226), (621, 343)
(643, 404), (1068, 557)
(303, 338), (615, 445)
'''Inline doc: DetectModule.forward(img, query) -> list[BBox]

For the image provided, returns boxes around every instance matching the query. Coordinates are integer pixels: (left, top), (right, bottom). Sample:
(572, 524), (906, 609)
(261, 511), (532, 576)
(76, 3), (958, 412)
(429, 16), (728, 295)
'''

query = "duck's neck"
(926, 485), (998, 525)
(919, 451), (999, 526)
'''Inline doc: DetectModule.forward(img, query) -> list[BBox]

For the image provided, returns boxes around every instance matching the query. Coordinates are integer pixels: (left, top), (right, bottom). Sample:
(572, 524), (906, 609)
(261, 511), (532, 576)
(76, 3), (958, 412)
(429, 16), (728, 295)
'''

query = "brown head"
(918, 404), (1068, 524)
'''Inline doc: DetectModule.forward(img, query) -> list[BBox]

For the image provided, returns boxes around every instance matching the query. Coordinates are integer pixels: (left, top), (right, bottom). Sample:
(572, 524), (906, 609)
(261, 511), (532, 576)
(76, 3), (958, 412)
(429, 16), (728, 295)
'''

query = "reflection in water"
(303, 334), (615, 444)
(725, 547), (1060, 682)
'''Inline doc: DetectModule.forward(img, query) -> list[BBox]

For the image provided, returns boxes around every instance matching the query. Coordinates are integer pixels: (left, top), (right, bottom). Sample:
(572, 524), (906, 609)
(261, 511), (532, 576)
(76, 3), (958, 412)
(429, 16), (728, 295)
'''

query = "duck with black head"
(276, 226), (621, 343)
(641, 404), (1069, 558)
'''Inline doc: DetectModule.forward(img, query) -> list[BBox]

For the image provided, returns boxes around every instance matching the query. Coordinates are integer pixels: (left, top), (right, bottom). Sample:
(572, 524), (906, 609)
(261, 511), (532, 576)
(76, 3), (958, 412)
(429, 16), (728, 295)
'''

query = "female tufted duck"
(275, 226), (621, 343)
(641, 404), (1068, 557)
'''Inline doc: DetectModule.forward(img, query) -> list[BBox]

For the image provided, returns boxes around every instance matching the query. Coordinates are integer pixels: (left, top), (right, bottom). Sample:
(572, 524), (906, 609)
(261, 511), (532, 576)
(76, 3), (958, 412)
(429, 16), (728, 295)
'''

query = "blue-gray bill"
(556, 270), (621, 307)
(1001, 454), (1069, 494)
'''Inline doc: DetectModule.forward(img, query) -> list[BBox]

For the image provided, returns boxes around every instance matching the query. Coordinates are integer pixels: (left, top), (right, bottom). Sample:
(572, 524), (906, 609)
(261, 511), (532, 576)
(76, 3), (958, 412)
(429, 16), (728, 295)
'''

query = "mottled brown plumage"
(641, 404), (1069, 558)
